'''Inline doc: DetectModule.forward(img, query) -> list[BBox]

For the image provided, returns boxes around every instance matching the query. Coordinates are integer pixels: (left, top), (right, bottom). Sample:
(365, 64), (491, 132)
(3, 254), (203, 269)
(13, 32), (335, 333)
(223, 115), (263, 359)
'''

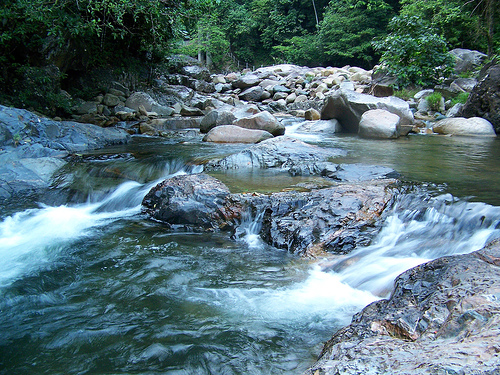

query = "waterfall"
(0, 162), (203, 289)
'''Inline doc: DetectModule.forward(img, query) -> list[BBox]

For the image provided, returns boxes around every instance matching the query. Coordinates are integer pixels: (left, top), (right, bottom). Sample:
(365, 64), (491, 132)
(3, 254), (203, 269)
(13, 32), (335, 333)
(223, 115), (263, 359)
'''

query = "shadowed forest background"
(0, 0), (498, 114)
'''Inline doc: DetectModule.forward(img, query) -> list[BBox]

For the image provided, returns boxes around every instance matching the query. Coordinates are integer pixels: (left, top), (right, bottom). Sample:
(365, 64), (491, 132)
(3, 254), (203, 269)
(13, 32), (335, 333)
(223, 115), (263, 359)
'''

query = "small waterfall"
(236, 209), (267, 249)
(324, 193), (500, 296)
(0, 162), (203, 288)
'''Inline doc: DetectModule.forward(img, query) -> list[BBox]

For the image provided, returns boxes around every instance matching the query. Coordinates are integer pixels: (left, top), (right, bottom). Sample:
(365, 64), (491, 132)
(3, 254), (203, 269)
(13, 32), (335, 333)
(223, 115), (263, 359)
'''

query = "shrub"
(373, 15), (455, 88)
(426, 92), (443, 111)
(450, 92), (469, 106)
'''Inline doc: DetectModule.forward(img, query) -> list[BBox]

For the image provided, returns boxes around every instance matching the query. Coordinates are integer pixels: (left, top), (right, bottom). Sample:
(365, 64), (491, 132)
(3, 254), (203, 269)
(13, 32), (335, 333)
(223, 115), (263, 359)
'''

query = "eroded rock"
(304, 239), (500, 375)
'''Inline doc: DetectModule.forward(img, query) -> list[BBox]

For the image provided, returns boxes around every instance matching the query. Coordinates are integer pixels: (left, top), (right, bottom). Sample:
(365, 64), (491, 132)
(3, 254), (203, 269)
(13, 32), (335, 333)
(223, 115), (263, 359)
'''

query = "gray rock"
(204, 136), (346, 171)
(460, 63), (500, 133)
(233, 74), (261, 89)
(0, 105), (130, 200)
(295, 119), (342, 134)
(103, 93), (120, 107)
(432, 117), (496, 136)
(180, 106), (204, 117)
(125, 92), (157, 112)
(446, 103), (464, 118)
(359, 109), (401, 139)
(304, 239), (500, 375)
(75, 101), (99, 115)
(238, 86), (264, 102)
(181, 65), (210, 81)
(142, 173), (233, 230)
(450, 48), (487, 73)
(452, 78), (477, 92)
(203, 125), (273, 143)
(321, 89), (413, 133)
(233, 111), (285, 136)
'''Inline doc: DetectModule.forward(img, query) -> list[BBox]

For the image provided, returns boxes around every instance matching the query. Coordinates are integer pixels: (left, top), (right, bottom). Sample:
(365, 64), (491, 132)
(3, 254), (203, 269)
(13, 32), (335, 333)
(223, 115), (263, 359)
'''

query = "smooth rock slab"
(432, 117), (496, 136)
(203, 125), (273, 143)
(204, 136), (346, 170)
(304, 239), (500, 375)
(358, 109), (401, 139)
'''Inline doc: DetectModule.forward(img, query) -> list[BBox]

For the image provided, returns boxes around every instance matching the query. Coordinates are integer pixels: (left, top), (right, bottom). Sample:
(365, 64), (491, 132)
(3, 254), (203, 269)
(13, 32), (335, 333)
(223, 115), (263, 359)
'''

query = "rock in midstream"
(142, 173), (395, 255)
(303, 239), (500, 375)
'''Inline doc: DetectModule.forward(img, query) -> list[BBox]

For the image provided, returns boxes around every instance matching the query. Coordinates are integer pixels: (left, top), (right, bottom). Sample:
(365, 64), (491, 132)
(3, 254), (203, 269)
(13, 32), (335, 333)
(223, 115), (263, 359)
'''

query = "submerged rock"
(304, 239), (500, 374)
(204, 136), (346, 171)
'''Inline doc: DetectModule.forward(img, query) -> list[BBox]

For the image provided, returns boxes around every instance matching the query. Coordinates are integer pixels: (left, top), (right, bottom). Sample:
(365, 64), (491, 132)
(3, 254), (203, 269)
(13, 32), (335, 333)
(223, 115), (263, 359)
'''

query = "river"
(1, 125), (500, 374)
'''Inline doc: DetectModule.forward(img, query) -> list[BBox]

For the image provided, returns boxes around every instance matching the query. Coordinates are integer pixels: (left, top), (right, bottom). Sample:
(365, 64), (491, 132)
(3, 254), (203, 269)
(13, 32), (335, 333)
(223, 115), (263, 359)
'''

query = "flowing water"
(1, 126), (500, 374)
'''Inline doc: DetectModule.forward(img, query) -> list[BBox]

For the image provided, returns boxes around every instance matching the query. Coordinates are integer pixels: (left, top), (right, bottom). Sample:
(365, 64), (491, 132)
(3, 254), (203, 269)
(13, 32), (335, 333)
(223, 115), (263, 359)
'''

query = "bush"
(373, 15), (455, 88)
(426, 92), (443, 111)
(450, 92), (469, 107)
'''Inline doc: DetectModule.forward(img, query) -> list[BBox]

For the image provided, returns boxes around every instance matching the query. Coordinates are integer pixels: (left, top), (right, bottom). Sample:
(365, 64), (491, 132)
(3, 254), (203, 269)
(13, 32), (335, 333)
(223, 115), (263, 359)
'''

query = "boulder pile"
(67, 49), (497, 140)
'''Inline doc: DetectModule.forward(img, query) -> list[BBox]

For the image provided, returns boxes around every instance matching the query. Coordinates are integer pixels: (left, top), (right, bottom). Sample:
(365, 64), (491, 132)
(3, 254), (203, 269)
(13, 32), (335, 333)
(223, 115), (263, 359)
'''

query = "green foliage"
(450, 92), (470, 107)
(373, 15), (455, 88)
(399, 0), (481, 49)
(393, 87), (420, 101)
(426, 92), (443, 111)
(318, 0), (395, 68)
(272, 33), (322, 66)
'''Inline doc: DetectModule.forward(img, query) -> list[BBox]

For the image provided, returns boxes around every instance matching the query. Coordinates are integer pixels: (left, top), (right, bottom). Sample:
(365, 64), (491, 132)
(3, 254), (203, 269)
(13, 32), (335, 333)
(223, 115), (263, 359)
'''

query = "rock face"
(0, 105), (130, 200)
(304, 239), (500, 375)
(433, 117), (496, 136)
(202, 125), (273, 143)
(142, 173), (395, 255)
(358, 109), (401, 139)
(260, 180), (394, 255)
(321, 89), (414, 133)
(460, 63), (500, 133)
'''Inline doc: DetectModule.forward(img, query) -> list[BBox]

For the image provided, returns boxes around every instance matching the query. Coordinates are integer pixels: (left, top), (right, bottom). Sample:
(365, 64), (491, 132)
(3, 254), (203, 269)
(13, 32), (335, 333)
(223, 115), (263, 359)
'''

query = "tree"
(318, 0), (396, 68)
(373, 15), (455, 88)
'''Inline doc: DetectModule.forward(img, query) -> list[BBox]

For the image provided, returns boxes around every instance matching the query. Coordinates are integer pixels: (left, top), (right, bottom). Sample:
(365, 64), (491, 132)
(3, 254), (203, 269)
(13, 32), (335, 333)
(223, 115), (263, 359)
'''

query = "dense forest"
(0, 0), (498, 112)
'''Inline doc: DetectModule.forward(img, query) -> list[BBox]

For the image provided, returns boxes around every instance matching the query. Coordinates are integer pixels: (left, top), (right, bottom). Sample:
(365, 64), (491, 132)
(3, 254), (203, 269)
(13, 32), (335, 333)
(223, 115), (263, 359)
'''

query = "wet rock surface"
(0, 105), (130, 200)
(142, 172), (395, 255)
(304, 239), (500, 375)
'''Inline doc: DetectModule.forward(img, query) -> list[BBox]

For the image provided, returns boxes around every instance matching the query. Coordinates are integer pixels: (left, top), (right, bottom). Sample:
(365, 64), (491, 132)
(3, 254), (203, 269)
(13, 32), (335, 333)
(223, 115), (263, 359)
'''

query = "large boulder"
(260, 180), (394, 255)
(203, 125), (273, 144)
(199, 107), (237, 133)
(304, 239), (500, 375)
(460, 63), (500, 133)
(238, 86), (265, 102)
(0, 105), (130, 200)
(321, 89), (414, 133)
(125, 92), (156, 112)
(233, 74), (261, 89)
(450, 48), (487, 74)
(432, 117), (496, 136)
(233, 111), (285, 136)
(358, 109), (401, 139)
(142, 173), (237, 231)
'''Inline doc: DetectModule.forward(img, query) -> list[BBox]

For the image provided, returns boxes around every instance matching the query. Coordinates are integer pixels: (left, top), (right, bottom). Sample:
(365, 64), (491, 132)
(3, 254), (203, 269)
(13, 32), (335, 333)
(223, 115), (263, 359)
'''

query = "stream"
(1, 125), (500, 374)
